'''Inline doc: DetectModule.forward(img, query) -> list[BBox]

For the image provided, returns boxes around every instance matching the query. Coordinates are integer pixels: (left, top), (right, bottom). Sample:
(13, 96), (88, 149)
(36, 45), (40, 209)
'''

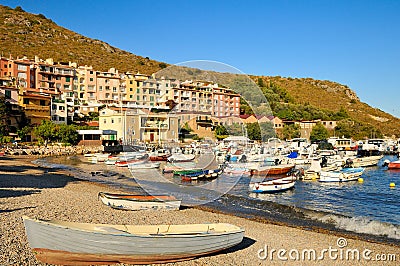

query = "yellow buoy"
(358, 178), (364, 183)
(389, 183), (395, 188)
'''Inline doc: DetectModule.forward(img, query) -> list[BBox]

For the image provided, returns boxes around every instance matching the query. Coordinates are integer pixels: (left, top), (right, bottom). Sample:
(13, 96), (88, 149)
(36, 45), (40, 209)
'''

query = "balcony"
(141, 122), (168, 129)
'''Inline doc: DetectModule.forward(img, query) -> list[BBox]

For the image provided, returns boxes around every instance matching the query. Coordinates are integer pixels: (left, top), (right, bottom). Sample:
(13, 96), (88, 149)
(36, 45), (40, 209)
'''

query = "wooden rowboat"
(250, 164), (295, 176)
(98, 192), (181, 211)
(23, 216), (244, 265)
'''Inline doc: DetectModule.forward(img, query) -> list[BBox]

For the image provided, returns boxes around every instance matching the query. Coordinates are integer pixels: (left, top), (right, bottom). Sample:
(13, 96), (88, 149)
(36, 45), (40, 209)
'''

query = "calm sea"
(36, 154), (400, 244)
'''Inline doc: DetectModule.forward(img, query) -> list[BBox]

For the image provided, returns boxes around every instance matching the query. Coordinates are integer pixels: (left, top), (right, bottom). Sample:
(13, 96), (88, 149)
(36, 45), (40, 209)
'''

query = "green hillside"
(1, 5), (399, 138)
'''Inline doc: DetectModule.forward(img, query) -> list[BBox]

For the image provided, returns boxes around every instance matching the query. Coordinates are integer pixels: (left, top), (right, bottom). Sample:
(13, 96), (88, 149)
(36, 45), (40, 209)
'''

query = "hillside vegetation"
(0, 5), (164, 73)
(1, 5), (399, 138)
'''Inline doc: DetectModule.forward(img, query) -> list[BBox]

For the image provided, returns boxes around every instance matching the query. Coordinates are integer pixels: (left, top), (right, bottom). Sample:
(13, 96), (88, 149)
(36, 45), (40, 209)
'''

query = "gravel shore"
(0, 156), (398, 265)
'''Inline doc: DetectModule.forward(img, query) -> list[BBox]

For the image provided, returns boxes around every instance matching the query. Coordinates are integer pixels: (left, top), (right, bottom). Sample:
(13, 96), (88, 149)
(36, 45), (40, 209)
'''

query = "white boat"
(302, 158), (340, 180)
(345, 155), (383, 167)
(249, 176), (296, 193)
(98, 192), (180, 211)
(167, 153), (195, 162)
(23, 216), (244, 265)
(319, 167), (364, 182)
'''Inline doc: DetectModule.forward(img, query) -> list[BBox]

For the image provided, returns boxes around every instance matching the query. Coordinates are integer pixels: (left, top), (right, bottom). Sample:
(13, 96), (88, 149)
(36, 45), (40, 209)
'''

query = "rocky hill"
(1, 5), (399, 137)
(0, 5), (164, 73)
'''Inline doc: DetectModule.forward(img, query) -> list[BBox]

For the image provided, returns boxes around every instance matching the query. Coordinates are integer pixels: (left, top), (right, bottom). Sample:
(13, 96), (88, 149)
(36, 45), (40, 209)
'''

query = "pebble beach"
(0, 155), (398, 265)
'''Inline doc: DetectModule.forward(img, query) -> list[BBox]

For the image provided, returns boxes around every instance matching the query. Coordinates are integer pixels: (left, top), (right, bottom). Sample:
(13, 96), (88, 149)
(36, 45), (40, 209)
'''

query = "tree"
(214, 125), (229, 139)
(259, 122), (276, 141)
(17, 126), (31, 141)
(310, 122), (329, 142)
(0, 97), (11, 138)
(33, 120), (57, 144)
(246, 123), (261, 141)
(282, 124), (301, 140)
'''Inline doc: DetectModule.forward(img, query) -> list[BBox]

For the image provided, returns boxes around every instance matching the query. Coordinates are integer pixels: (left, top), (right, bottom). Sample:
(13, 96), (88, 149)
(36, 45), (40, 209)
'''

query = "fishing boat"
(173, 168), (203, 176)
(319, 167), (365, 182)
(250, 163), (295, 176)
(23, 216), (244, 265)
(180, 169), (223, 181)
(249, 176), (296, 193)
(98, 192), (181, 211)
(162, 162), (197, 173)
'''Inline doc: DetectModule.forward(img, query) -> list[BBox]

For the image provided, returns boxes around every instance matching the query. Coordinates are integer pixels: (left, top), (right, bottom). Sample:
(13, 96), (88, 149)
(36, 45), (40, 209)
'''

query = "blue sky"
(3, 0), (400, 117)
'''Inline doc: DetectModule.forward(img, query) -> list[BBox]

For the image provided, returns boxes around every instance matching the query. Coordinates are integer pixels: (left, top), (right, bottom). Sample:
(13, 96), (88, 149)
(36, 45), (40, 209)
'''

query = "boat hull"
(249, 178), (296, 193)
(23, 217), (244, 265)
(250, 164), (294, 176)
(98, 192), (181, 211)
(319, 167), (364, 182)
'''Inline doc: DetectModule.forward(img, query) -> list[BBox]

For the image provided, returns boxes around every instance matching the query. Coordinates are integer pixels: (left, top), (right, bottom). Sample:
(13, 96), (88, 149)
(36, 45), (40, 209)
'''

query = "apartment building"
(99, 106), (178, 143)
(96, 68), (123, 105)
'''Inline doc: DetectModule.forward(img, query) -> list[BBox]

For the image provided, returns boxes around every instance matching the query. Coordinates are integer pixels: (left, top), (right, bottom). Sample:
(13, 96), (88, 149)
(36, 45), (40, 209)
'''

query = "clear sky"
(2, 0), (400, 118)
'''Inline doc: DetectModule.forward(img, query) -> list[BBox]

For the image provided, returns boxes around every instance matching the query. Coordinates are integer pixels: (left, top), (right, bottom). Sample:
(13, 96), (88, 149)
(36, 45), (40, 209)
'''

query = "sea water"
(36, 154), (400, 244)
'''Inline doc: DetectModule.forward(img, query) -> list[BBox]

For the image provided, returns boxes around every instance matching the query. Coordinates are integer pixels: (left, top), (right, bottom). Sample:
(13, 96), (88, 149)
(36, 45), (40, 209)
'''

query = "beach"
(0, 156), (398, 265)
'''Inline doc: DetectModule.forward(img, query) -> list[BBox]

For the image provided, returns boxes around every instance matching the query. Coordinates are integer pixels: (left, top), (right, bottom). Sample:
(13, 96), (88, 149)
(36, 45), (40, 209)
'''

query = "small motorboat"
(382, 159), (400, 169)
(319, 167), (364, 182)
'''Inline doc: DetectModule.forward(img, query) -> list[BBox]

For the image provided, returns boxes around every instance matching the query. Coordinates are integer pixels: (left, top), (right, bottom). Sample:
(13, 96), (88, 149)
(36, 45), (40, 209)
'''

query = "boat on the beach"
(180, 169), (223, 181)
(115, 154), (149, 167)
(98, 192), (181, 211)
(127, 162), (160, 170)
(22, 216), (244, 265)
(249, 176), (296, 193)
(167, 153), (195, 163)
(319, 167), (365, 182)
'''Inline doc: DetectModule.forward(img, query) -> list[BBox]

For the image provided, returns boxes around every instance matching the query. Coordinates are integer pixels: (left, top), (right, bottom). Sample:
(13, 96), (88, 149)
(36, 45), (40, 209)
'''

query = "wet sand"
(0, 156), (398, 265)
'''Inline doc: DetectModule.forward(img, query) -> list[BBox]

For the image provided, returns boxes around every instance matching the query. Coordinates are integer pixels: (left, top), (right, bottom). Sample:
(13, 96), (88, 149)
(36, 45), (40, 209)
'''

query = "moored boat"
(249, 176), (296, 193)
(250, 163), (295, 176)
(98, 192), (181, 211)
(23, 216), (244, 265)
(319, 167), (364, 182)
(382, 159), (400, 169)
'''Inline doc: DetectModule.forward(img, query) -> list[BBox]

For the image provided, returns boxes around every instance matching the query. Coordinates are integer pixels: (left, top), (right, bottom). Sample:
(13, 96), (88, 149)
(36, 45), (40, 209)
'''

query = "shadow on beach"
(0, 156), (79, 193)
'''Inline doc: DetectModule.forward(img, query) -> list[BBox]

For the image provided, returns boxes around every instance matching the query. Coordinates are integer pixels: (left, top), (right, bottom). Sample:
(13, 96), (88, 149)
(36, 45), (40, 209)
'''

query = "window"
(130, 88), (133, 91)
(90, 78), (93, 82)
(130, 80), (133, 84)
(90, 71), (93, 74)
(99, 86), (103, 91)
(103, 119), (106, 124)
(136, 88), (140, 93)
(23, 98), (29, 104)
(4, 90), (11, 99)
(52, 104), (57, 110)
(111, 119), (114, 124)
(130, 95), (133, 99)
(66, 77), (70, 82)
(150, 96), (154, 101)
(137, 96), (140, 100)
(59, 117), (65, 121)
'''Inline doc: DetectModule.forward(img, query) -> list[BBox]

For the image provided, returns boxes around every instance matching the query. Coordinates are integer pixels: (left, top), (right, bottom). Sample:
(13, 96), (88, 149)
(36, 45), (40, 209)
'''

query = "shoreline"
(1, 155), (399, 265)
